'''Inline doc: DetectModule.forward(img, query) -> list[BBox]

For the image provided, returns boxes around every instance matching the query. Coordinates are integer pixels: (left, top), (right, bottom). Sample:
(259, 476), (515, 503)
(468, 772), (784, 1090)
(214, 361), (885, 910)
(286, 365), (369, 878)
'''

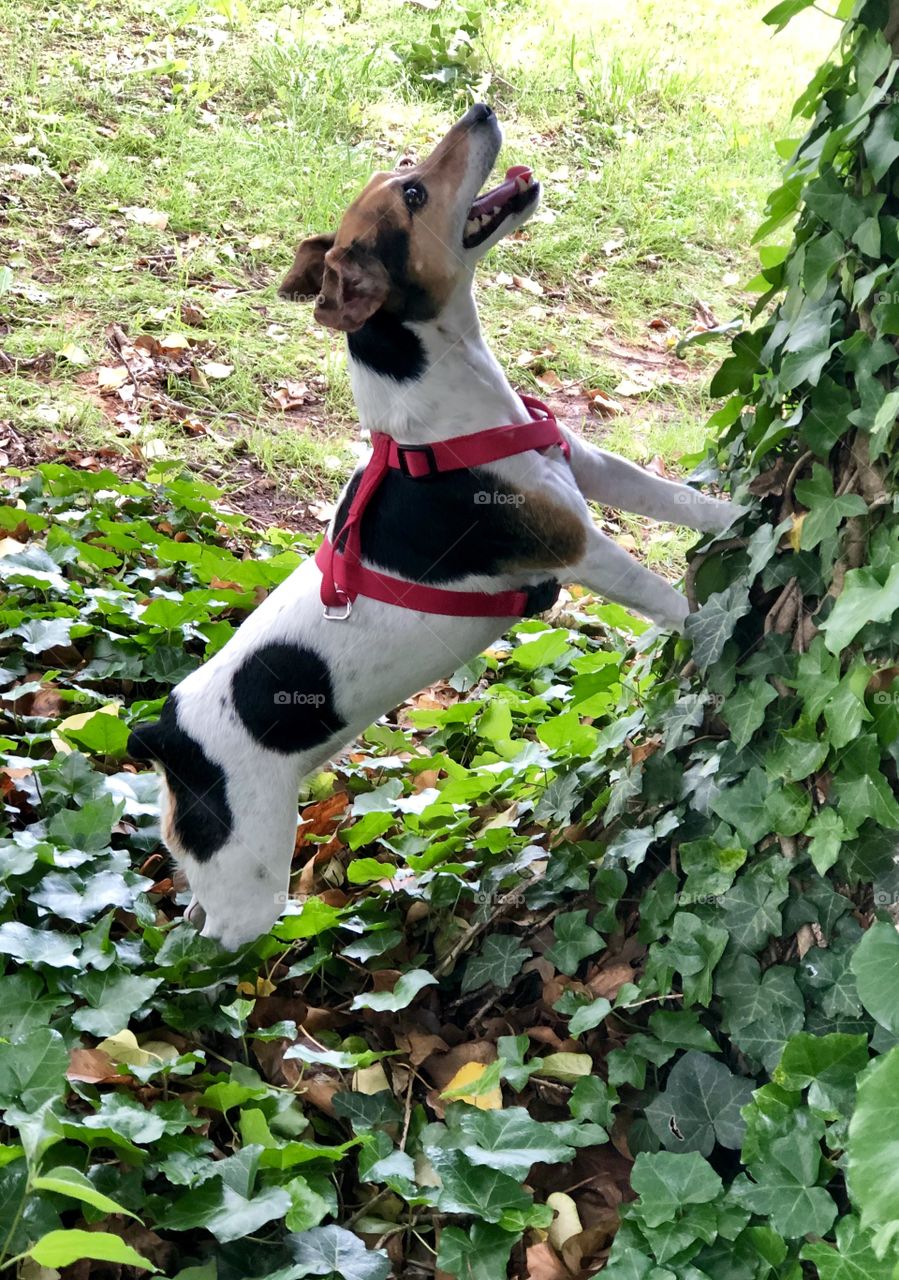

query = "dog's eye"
(403, 183), (428, 211)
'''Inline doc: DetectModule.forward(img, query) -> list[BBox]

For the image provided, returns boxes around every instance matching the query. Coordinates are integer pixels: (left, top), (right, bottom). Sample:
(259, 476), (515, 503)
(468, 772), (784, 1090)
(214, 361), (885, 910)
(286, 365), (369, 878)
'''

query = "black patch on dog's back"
(231, 642), (346, 755)
(128, 695), (232, 863)
(333, 465), (578, 583)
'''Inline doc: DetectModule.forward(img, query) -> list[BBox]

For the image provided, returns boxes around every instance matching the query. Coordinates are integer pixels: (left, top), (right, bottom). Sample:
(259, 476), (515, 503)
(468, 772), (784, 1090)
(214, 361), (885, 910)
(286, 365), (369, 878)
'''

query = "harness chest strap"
(315, 395), (570, 619)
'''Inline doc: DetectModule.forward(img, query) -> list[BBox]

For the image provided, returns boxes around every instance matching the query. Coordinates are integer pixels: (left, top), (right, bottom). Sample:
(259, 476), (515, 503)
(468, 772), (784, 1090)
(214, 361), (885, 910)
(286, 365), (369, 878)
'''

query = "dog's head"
(278, 104), (540, 332)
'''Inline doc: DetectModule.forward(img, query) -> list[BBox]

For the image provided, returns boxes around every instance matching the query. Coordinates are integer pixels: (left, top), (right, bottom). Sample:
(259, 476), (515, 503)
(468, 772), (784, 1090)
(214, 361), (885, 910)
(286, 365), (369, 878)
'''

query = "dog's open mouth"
(463, 165), (539, 249)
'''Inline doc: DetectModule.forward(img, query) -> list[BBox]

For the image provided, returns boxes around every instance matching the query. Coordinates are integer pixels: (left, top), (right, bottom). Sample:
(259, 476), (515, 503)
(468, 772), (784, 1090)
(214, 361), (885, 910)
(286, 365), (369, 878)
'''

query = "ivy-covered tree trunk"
(600, 1), (899, 1274)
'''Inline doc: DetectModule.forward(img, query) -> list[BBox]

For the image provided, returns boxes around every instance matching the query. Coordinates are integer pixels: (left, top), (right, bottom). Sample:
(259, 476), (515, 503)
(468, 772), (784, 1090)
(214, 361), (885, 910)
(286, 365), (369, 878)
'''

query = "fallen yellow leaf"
(50, 703), (120, 755)
(442, 1060), (502, 1110)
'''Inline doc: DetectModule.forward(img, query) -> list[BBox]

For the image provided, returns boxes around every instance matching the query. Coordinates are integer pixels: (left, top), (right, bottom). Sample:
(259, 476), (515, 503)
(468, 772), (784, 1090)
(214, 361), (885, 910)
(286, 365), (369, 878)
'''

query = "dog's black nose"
(464, 103), (494, 126)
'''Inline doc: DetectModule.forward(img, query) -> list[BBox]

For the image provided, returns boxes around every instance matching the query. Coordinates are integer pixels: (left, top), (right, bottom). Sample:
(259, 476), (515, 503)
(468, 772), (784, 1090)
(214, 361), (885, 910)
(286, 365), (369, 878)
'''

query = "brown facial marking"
(160, 783), (185, 858)
(281, 114), (477, 328)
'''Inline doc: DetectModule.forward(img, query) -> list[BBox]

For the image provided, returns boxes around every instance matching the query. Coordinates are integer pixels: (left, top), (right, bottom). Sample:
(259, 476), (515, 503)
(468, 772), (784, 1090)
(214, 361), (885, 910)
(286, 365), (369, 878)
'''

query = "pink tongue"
(470, 166), (533, 218)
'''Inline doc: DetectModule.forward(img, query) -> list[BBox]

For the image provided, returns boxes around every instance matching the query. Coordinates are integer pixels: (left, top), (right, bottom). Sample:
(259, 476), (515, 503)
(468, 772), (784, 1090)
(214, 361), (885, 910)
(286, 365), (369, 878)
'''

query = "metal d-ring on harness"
(315, 395), (570, 620)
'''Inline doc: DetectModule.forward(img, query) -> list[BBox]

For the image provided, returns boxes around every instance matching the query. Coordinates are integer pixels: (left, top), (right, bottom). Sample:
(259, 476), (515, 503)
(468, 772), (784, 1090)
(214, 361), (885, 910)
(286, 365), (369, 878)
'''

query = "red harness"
(315, 395), (570, 619)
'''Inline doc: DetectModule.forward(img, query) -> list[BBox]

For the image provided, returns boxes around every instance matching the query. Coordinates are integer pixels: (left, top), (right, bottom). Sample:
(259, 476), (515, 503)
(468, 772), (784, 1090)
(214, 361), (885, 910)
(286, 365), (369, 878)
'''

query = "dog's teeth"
(515, 176), (528, 192)
(488, 206), (499, 216)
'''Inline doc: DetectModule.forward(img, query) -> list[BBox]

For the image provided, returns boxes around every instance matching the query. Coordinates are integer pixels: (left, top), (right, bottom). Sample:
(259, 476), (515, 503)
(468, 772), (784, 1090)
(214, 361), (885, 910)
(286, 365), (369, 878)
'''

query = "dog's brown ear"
(278, 233), (335, 301)
(314, 245), (390, 333)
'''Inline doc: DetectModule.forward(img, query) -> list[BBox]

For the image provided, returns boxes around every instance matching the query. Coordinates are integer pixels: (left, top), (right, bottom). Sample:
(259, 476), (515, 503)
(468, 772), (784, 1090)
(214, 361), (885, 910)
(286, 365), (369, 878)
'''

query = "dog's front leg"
(175, 752), (306, 951)
(567, 527), (691, 632)
(562, 430), (741, 534)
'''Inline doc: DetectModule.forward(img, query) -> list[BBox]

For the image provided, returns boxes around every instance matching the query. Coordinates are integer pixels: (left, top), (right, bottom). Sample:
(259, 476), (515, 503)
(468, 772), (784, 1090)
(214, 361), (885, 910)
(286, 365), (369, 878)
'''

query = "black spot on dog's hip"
(231, 642), (346, 755)
(130, 695), (232, 864)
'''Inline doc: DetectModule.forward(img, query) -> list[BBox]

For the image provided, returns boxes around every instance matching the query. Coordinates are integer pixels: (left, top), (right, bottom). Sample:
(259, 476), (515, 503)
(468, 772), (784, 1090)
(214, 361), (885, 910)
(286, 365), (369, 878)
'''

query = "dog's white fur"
(150, 109), (738, 949)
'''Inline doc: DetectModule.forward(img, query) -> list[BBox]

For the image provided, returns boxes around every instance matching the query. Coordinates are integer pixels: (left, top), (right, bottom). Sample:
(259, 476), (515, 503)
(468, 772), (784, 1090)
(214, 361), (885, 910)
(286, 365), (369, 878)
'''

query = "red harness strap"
(315, 395), (569, 618)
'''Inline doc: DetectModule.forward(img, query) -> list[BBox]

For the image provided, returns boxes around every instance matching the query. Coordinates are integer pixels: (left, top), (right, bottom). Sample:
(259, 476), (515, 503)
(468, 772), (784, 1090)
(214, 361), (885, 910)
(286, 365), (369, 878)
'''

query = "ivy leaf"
(645, 1052), (755, 1155)
(450, 1106), (578, 1179)
(568, 996), (612, 1037)
(629, 1151), (722, 1228)
(794, 464), (868, 549)
(0, 972), (66, 1040)
(545, 910), (604, 975)
(711, 767), (773, 845)
(286, 1223), (391, 1274)
(651, 912), (728, 1006)
(0, 1029), (68, 1112)
(720, 677), (778, 750)
(806, 809), (847, 875)
(864, 104), (899, 182)
(0, 923), (80, 969)
(436, 1221), (518, 1280)
(71, 969), (162, 1037)
(850, 919), (899, 1033)
(164, 1179), (292, 1244)
(32, 1166), (141, 1220)
(801, 1215), (893, 1279)
(461, 936), (530, 994)
(350, 970), (437, 1012)
(762, 0), (816, 31)
(31, 867), (138, 924)
(719, 864), (789, 952)
(738, 1113), (837, 1238)
(423, 1147), (534, 1222)
(774, 1032), (868, 1110)
(832, 770), (899, 833)
(821, 564), (899, 653)
(847, 1046), (899, 1240)
(28, 1229), (157, 1271)
(47, 794), (122, 852)
(685, 583), (751, 674)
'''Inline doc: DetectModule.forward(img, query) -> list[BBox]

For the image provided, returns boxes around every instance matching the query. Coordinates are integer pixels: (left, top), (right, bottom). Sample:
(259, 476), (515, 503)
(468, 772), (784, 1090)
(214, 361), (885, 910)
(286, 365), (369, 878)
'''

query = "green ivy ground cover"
(5, 1), (899, 1278)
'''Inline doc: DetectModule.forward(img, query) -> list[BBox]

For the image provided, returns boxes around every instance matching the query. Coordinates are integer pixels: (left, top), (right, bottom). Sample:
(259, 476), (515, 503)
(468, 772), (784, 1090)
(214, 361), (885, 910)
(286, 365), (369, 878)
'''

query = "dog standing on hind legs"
(128, 104), (740, 950)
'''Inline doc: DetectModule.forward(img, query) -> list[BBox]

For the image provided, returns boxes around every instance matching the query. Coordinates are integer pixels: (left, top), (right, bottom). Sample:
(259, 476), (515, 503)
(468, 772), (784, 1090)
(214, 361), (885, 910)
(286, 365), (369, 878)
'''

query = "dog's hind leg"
(562, 431), (741, 534)
(567, 527), (691, 632)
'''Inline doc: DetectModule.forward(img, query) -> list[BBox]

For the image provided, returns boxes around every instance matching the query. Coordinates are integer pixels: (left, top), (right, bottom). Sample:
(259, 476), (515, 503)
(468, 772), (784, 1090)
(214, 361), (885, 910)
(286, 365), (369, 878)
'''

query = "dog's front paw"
(699, 498), (748, 535)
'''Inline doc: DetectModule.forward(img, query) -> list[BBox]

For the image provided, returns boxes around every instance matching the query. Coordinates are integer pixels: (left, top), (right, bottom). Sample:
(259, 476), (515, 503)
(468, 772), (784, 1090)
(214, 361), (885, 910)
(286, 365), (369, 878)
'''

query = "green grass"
(1, 0), (833, 537)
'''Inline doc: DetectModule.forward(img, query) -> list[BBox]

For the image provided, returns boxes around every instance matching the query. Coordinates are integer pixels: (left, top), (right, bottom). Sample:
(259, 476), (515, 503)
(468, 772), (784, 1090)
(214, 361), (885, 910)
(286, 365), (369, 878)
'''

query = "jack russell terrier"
(128, 104), (738, 950)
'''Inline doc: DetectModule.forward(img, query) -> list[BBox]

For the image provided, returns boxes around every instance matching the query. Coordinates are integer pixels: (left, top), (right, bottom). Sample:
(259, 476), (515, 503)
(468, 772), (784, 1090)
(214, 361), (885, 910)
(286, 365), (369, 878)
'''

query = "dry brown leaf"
(586, 388), (623, 417)
(512, 273), (543, 296)
(180, 301), (207, 327)
(67, 1047), (130, 1084)
(247, 233), (273, 251)
(159, 332), (191, 351)
(587, 963), (634, 1000)
(271, 380), (313, 411)
(535, 370), (563, 392)
(123, 206), (169, 230)
(200, 361), (233, 380)
(97, 365), (130, 393)
(613, 377), (653, 398)
(59, 343), (91, 366)
(525, 1242), (571, 1280)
